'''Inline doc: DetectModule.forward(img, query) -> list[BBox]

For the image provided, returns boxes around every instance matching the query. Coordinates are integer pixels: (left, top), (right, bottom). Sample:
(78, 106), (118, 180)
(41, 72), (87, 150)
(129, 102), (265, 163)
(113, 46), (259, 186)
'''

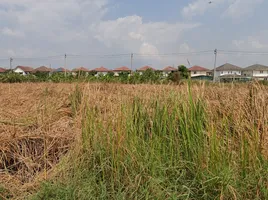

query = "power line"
(134, 50), (213, 56)
(218, 50), (268, 55)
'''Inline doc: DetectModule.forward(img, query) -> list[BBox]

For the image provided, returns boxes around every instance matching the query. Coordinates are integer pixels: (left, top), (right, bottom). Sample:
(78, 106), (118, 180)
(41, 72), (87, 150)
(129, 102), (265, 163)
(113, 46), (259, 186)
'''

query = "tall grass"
(31, 83), (268, 199)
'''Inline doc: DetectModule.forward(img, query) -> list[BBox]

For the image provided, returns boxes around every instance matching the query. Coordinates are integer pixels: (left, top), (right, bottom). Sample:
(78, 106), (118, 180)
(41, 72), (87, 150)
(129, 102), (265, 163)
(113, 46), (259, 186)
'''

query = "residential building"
(137, 66), (156, 75)
(243, 64), (268, 81)
(113, 66), (131, 76)
(33, 66), (52, 73)
(215, 63), (242, 81)
(0, 67), (7, 73)
(53, 67), (71, 73)
(162, 66), (177, 77)
(92, 66), (111, 76)
(72, 67), (90, 76)
(189, 66), (212, 78)
(14, 66), (34, 75)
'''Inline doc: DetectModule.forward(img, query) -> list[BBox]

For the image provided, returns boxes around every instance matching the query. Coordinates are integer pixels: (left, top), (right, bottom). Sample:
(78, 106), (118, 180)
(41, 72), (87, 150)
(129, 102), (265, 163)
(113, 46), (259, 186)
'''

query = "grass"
(0, 82), (267, 199)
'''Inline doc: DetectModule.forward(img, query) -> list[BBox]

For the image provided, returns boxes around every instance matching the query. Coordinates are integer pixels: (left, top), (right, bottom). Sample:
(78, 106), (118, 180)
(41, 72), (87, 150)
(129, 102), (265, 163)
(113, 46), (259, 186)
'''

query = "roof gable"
(0, 67), (6, 73)
(72, 67), (89, 72)
(114, 66), (131, 72)
(244, 64), (268, 71)
(33, 66), (52, 72)
(162, 66), (177, 71)
(189, 65), (210, 71)
(92, 66), (110, 72)
(16, 66), (34, 72)
(216, 63), (241, 71)
(137, 66), (156, 71)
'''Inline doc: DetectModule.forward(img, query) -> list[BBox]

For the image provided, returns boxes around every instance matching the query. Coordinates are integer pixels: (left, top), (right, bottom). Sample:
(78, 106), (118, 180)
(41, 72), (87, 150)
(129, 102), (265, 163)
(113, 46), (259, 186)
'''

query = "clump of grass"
(32, 83), (268, 199)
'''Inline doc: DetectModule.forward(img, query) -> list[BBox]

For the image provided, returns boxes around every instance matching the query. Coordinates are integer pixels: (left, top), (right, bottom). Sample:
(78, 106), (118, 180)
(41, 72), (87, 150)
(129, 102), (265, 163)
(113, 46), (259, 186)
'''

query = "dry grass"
(0, 82), (267, 199)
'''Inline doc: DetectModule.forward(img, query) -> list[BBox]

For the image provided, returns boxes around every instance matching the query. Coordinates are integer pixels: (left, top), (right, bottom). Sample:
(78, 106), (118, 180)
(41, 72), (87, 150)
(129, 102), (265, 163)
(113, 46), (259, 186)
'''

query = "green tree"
(178, 65), (189, 79)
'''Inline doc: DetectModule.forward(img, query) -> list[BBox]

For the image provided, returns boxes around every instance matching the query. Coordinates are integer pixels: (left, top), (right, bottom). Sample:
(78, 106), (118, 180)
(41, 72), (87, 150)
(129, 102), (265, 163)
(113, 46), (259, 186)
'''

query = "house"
(137, 66), (156, 75)
(14, 66), (34, 75)
(53, 67), (71, 74)
(215, 63), (242, 81)
(33, 66), (52, 73)
(162, 66), (177, 77)
(92, 66), (111, 76)
(113, 66), (131, 76)
(0, 67), (7, 73)
(243, 64), (268, 81)
(189, 66), (212, 77)
(72, 67), (90, 76)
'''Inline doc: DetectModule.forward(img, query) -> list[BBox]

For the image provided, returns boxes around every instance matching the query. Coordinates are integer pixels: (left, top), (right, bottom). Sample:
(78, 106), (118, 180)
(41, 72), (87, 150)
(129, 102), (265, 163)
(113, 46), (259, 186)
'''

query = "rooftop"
(16, 66), (34, 72)
(243, 64), (268, 71)
(33, 66), (52, 72)
(113, 66), (131, 72)
(137, 66), (156, 71)
(72, 67), (89, 72)
(92, 66), (110, 72)
(162, 66), (177, 71)
(189, 65), (210, 71)
(216, 63), (241, 71)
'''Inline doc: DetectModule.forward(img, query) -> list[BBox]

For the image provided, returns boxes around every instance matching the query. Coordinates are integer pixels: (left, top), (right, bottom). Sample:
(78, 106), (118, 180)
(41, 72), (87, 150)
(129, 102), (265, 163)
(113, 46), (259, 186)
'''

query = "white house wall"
(14, 68), (26, 75)
(191, 71), (207, 77)
(252, 70), (268, 77)
(215, 71), (241, 77)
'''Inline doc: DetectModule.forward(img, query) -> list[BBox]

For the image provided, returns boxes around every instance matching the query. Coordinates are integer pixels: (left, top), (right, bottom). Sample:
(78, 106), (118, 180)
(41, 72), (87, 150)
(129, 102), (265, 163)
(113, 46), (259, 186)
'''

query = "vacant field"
(0, 82), (268, 199)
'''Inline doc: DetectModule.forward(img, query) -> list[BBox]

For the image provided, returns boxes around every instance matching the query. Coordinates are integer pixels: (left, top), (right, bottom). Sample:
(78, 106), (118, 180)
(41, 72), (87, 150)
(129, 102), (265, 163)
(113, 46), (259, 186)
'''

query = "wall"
(190, 71), (207, 77)
(14, 68), (26, 75)
(215, 70), (241, 77)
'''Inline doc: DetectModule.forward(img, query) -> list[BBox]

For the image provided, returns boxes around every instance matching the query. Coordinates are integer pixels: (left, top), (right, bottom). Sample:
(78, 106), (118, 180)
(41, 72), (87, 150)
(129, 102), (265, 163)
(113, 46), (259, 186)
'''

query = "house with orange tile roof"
(0, 67), (7, 73)
(92, 66), (111, 76)
(136, 66), (156, 75)
(14, 66), (34, 75)
(162, 66), (177, 77)
(189, 65), (212, 78)
(113, 66), (131, 76)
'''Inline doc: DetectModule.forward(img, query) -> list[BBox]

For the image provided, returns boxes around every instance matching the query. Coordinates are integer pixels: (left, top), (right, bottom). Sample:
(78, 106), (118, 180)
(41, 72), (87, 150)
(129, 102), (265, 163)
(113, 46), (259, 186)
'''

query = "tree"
(178, 65), (189, 79)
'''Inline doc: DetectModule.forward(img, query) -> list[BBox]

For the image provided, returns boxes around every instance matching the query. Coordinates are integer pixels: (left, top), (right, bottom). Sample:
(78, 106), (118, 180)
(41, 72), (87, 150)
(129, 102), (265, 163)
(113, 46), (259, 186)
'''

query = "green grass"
(30, 84), (268, 200)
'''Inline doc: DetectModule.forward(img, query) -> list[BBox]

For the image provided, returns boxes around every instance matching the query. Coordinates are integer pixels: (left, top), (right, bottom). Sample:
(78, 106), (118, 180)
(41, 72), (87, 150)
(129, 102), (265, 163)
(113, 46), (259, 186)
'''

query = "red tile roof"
(189, 66), (210, 71)
(16, 66), (34, 72)
(162, 66), (177, 71)
(0, 67), (6, 73)
(137, 66), (156, 71)
(33, 66), (52, 72)
(92, 66), (110, 72)
(72, 67), (89, 72)
(113, 66), (131, 72)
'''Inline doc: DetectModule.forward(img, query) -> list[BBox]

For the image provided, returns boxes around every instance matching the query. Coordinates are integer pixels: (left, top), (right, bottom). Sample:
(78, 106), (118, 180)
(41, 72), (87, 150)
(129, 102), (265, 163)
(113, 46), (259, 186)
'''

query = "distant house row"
(189, 63), (268, 81)
(0, 63), (268, 81)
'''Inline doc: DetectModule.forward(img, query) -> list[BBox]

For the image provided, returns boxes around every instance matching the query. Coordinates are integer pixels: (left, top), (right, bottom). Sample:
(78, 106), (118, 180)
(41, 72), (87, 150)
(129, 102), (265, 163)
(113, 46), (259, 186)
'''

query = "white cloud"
(92, 15), (200, 52)
(182, 0), (264, 20)
(233, 36), (268, 50)
(223, 0), (264, 20)
(139, 43), (159, 55)
(182, 0), (225, 18)
(128, 32), (144, 41)
(1, 27), (24, 38)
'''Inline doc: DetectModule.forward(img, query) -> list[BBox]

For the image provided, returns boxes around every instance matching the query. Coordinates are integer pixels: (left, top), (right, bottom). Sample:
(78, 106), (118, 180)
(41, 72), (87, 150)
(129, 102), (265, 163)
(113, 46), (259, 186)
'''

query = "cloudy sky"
(0, 0), (268, 70)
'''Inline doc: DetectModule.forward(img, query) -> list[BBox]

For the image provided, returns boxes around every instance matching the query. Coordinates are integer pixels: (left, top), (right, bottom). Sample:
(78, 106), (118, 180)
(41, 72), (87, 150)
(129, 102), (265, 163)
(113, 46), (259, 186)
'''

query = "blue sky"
(0, 0), (268, 70)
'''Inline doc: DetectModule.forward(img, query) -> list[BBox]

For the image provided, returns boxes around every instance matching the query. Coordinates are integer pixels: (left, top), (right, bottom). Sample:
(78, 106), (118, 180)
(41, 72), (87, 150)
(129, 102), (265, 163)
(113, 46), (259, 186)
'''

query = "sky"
(0, 0), (268, 70)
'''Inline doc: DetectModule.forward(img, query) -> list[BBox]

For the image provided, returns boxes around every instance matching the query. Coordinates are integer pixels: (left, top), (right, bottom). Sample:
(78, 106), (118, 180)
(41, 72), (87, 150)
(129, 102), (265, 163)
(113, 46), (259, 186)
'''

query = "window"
(194, 71), (197, 74)
(221, 71), (223, 74)
(260, 71), (263, 74)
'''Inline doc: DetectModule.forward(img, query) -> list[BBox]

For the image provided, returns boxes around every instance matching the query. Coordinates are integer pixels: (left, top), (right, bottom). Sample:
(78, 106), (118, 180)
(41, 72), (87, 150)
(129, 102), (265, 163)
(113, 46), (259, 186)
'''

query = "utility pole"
(213, 49), (217, 82)
(130, 53), (133, 73)
(10, 57), (13, 70)
(64, 54), (67, 77)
